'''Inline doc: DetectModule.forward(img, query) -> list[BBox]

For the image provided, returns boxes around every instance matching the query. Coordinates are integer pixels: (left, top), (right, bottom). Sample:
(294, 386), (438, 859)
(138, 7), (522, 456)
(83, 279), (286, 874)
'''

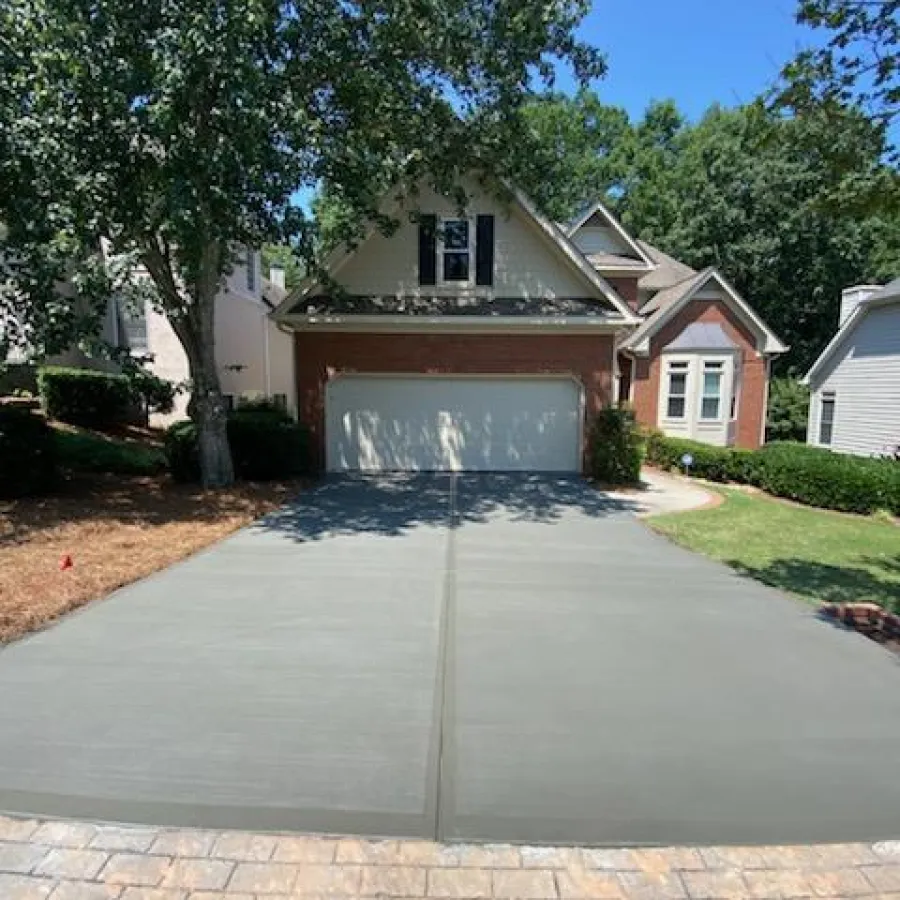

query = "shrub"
(54, 428), (166, 475)
(0, 406), (58, 498)
(164, 420), (201, 483)
(228, 413), (311, 480)
(758, 441), (900, 515)
(766, 377), (809, 442)
(644, 434), (734, 482)
(38, 366), (133, 427)
(233, 397), (291, 420)
(588, 407), (643, 485)
(125, 368), (176, 415)
(165, 411), (311, 483)
(646, 433), (900, 516)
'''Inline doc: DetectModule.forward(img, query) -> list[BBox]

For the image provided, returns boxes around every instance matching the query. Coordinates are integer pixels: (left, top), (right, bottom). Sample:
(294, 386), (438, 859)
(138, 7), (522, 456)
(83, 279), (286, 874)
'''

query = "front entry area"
(325, 375), (582, 472)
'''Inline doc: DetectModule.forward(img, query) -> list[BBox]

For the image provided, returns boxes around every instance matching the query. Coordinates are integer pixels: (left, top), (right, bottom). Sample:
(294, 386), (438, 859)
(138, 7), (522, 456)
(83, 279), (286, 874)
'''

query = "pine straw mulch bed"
(0, 473), (305, 643)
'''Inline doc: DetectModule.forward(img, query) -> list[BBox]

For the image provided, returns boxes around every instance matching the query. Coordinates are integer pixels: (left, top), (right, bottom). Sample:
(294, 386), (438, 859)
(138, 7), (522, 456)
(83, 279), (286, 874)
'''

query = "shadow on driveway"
(256, 473), (640, 542)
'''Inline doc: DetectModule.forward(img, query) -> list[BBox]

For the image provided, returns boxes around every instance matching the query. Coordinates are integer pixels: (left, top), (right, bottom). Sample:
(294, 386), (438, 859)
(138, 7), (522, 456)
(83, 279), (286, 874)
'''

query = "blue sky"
(561, 0), (812, 123)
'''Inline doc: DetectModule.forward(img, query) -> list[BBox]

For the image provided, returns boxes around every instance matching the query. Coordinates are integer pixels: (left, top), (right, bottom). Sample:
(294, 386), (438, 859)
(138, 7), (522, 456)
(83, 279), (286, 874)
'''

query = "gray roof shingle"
(664, 322), (738, 351)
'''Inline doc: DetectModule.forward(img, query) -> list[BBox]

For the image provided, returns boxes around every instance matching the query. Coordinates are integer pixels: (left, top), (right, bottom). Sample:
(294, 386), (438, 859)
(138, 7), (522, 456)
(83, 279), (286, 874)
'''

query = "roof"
(639, 269), (708, 316)
(636, 240), (697, 293)
(803, 278), (900, 386)
(585, 253), (650, 272)
(619, 268), (788, 357)
(293, 294), (610, 318)
(664, 322), (738, 352)
(566, 199), (654, 269)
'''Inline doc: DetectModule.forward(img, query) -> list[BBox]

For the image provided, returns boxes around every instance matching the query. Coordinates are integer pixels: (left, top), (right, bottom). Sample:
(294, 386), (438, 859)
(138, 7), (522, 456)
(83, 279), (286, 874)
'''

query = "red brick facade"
(606, 277), (640, 312)
(629, 299), (767, 449)
(294, 331), (615, 470)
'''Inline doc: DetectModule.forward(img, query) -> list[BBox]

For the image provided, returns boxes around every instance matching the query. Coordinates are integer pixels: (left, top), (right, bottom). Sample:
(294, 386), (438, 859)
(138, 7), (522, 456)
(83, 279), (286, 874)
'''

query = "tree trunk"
(139, 237), (234, 487)
(188, 343), (234, 488)
(187, 287), (234, 489)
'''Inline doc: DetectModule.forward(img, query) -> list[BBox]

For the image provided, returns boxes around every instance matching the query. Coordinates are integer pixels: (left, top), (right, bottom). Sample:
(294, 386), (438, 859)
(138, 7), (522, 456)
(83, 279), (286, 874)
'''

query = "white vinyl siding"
(807, 303), (900, 456)
(332, 178), (591, 299)
(570, 226), (635, 258)
(325, 375), (582, 472)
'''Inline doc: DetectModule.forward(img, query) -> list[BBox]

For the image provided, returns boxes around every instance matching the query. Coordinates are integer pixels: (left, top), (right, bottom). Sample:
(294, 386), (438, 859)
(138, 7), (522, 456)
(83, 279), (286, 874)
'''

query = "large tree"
(0, 0), (602, 486)
(777, 0), (900, 146)
(508, 90), (897, 373)
(617, 102), (899, 372)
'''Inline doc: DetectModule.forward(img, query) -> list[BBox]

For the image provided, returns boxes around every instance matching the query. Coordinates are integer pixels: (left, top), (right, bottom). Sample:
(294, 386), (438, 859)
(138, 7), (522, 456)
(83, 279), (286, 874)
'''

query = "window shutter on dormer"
(418, 215), (437, 285)
(475, 215), (494, 286)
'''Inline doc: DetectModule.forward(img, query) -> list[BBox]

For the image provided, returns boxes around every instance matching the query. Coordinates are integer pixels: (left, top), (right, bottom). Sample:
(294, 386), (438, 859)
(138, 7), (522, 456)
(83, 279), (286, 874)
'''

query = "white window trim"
(819, 392), (836, 446)
(699, 359), (726, 422)
(663, 359), (690, 421)
(438, 216), (474, 287)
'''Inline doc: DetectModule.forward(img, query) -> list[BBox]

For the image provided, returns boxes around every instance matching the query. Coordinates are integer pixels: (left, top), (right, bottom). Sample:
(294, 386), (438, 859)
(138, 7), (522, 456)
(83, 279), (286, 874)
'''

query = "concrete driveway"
(0, 474), (898, 847)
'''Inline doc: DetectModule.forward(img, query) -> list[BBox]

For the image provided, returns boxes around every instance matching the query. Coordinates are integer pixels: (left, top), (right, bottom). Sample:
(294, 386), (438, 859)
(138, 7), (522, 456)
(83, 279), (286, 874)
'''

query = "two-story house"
(272, 176), (786, 473)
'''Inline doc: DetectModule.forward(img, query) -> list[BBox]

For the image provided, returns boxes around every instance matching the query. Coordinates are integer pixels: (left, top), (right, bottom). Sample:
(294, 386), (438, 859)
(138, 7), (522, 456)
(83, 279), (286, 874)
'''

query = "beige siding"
(808, 303), (900, 456)
(571, 226), (634, 258)
(146, 289), (295, 427)
(333, 179), (592, 298)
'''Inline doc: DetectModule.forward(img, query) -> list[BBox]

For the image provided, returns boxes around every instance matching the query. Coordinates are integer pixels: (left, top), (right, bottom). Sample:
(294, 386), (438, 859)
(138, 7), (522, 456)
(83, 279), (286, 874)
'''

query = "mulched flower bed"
(820, 602), (900, 652)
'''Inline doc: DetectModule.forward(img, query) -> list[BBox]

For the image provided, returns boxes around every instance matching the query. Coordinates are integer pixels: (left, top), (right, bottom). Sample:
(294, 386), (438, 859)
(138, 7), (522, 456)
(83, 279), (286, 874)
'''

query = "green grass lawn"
(649, 488), (900, 613)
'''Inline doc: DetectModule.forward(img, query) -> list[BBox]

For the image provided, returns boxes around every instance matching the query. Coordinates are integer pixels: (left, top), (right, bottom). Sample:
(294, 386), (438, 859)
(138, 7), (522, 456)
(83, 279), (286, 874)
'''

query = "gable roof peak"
(566, 198), (655, 269)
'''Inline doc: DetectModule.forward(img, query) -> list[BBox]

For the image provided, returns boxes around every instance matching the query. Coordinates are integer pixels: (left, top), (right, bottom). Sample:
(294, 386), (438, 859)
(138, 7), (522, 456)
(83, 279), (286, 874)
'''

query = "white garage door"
(326, 376), (582, 472)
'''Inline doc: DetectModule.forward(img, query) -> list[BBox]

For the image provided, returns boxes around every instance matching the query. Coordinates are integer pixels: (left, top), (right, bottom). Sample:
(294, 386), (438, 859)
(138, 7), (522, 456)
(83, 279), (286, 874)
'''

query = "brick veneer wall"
(630, 299), (768, 449)
(606, 277), (640, 312)
(294, 331), (615, 470)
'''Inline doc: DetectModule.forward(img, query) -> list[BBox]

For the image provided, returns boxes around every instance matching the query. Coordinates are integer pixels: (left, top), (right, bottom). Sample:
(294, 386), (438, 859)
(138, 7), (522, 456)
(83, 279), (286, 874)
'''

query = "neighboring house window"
(819, 393), (835, 445)
(441, 219), (470, 282)
(246, 249), (257, 293)
(700, 360), (724, 420)
(116, 297), (148, 352)
(665, 361), (688, 419)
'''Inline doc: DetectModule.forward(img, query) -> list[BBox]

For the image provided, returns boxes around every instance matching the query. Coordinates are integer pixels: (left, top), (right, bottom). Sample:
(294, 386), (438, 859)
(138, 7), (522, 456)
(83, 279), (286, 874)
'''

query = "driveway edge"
(1, 814), (898, 899)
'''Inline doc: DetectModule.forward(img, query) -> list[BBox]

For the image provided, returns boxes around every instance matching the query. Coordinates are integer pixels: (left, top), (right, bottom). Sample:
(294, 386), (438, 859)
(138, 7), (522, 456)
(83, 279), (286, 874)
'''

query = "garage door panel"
(326, 377), (580, 473)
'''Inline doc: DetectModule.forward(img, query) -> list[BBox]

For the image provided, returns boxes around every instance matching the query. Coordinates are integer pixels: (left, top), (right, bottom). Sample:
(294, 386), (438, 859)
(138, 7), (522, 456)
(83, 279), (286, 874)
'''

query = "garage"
(325, 375), (582, 472)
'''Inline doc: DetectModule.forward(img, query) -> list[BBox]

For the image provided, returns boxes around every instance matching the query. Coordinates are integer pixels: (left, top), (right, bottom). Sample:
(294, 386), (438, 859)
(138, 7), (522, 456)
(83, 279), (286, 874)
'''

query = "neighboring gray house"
(803, 280), (900, 456)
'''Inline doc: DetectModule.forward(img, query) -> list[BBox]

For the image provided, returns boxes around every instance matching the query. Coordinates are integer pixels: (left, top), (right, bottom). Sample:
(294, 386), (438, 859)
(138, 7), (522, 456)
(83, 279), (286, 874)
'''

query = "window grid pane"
(666, 368), (687, 419)
(443, 252), (469, 281)
(442, 219), (470, 282)
(700, 367), (722, 420)
(819, 397), (835, 444)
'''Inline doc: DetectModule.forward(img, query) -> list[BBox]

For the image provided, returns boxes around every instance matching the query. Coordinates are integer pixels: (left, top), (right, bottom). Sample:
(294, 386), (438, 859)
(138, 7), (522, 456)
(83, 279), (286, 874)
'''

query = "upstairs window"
(665, 361), (688, 419)
(441, 219), (470, 282)
(700, 360), (724, 420)
(819, 393), (835, 445)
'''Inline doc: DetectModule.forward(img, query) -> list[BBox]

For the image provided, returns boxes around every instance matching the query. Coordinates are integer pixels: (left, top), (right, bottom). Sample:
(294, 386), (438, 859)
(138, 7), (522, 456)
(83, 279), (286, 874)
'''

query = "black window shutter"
(418, 215), (437, 286)
(475, 214), (494, 286)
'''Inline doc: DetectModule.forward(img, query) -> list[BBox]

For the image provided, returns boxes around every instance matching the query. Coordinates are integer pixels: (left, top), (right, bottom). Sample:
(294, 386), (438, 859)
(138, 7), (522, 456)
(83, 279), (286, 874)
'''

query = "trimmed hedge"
(645, 433), (900, 516)
(166, 405), (311, 483)
(38, 366), (133, 427)
(0, 406), (58, 498)
(589, 407), (643, 485)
